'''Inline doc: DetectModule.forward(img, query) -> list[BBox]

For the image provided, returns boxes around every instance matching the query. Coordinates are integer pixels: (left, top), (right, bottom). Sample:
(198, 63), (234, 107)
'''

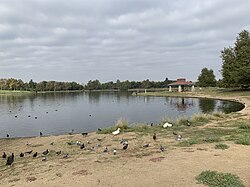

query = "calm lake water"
(0, 92), (244, 138)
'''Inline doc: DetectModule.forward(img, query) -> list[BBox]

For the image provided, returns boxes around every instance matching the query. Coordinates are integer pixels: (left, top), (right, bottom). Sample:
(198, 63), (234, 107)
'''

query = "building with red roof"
(168, 78), (195, 92)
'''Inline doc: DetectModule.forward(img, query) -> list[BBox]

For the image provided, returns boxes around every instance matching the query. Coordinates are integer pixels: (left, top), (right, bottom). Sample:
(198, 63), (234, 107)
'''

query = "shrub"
(196, 170), (244, 187)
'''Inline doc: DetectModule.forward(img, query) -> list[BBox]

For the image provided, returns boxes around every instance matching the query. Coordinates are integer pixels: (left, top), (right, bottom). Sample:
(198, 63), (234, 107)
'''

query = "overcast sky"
(0, 0), (249, 83)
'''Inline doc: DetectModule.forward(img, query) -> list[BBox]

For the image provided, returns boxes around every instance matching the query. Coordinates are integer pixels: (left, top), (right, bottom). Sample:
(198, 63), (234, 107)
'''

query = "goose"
(82, 132), (88, 136)
(20, 153), (24, 157)
(63, 153), (69, 159)
(76, 141), (81, 146)
(42, 157), (47, 161)
(40, 132), (43, 136)
(98, 128), (102, 132)
(56, 151), (61, 155)
(6, 153), (14, 166)
(153, 133), (156, 141)
(112, 128), (121, 135)
(113, 149), (117, 155)
(68, 129), (74, 135)
(176, 135), (182, 141)
(163, 122), (173, 128)
(6, 134), (9, 138)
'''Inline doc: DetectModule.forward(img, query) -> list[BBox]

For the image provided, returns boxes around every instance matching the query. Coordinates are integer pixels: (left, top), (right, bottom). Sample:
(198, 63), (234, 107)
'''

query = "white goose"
(163, 122), (173, 128)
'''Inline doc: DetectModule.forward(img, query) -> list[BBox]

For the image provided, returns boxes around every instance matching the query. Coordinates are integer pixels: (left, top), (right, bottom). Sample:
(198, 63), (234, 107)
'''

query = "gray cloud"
(0, 0), (250, 83)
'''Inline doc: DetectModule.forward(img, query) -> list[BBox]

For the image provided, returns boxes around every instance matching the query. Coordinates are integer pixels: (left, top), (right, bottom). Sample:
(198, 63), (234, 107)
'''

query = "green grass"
(215, 143), (229, 150)
(196, 170), (244, 187)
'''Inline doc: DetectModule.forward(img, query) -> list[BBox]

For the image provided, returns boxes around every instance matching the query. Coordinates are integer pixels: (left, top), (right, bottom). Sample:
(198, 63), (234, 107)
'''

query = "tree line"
(0, 78), (83, 91)
(84, 78), (174, 90)
(197, 30), (250, 88)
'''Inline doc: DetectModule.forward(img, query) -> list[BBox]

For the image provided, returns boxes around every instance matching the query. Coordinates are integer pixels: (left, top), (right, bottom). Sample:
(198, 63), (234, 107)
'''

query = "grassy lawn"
(0, 90), (33, 95)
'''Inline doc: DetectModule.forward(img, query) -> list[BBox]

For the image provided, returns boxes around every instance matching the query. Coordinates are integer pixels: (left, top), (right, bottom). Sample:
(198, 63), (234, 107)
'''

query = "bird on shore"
(98, 128), (102, 132)
(40, 132), (43, 136)
(56, 151), (61, 155)
(42, 157), (47, 161)
(143, 143), (149, 148)
(42, 149), (49, 155)
(123, 142), (128, 150)
(63, 153), (69, 159)
(25, 150), (33, 154)
(153, 133), (156, 141)
(103, 146), (108, 153)
(80, 143), (85, 149)
(113, 149), (117, 155)
(6, 153), (14, 166)
(20, 153), (24, 157)
(120, 138), (128, 144)
(112, 128), (121, 135)
(186, 120), (191, 126)
(160, 145), (164, 152)
(163, 122), (173, 128)
(33, 152), (38, 158)
(68, 129), (74, 135)
(2, 152), (7, 159)
(76, 141), (82, 146)
(82, 132), (88, 136)
(6, 134), (9, 138)
(176, 135), (182, 141)
(150, 123), (154, 126)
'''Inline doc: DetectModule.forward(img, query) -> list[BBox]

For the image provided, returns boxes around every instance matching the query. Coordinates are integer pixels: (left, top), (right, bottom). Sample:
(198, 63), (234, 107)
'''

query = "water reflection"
(169, 97), (194, 111)
(199, 99), (216, 113)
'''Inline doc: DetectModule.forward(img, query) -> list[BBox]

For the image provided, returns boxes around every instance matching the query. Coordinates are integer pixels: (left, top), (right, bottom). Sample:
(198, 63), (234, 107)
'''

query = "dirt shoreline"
(0, 93), (249, 187)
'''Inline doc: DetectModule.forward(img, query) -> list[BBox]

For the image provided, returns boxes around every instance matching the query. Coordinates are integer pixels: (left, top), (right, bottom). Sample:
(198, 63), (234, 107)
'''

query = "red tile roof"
(168, 78), (193, 86)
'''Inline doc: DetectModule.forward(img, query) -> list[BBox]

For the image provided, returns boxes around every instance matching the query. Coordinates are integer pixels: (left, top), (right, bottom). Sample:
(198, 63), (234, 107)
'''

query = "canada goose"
(20, 153), (24, 157)
(33, 152), (38, 158)
(153, 133), (156, 141)
(6, 153), (14, 166)
(2, 152), (7, 159)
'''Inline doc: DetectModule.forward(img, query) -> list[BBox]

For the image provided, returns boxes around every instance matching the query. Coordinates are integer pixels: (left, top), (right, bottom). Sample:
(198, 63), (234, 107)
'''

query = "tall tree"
(197, 68), (217, 87)
(221, 30), (250, 88)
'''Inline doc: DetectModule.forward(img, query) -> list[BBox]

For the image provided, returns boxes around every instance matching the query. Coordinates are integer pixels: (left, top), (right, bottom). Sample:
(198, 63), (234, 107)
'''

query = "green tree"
(197, 68), (217, 87)
(221, 30), (250, 88)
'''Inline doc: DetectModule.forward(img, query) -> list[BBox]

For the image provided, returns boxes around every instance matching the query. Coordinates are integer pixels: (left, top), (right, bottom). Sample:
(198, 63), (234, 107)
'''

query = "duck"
(6, 153), (14, 166)
(153, 133), (156, 141)
(112, 128), (121, 135)
(2, 152), (7, 159)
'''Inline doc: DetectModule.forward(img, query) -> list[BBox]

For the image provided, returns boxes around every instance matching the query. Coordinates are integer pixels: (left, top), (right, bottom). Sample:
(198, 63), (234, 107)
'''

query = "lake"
(0, 92), (244, 138)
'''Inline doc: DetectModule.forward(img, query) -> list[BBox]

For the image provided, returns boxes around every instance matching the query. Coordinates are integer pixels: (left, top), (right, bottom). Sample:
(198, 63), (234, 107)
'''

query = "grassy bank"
(0, 90), (33, 95)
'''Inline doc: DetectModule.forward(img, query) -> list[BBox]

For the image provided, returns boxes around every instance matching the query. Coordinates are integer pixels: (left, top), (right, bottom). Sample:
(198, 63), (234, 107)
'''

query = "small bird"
(82, 132), (88, 136)
(6, 153), (14, 166)
(173, 132), (178, 136)
(63, 153), (69, 159)
(123, 142), (128, 150)
(25, 150), (33, 154)
(33, 152), (38, 158)
(67, 142), (74, 145)
(20, 153), (24, 157)
(153, 133), (156, 141)
(6, 134), (9, 138)
(2, 152), (7, 159)
(40, 132), (43, 136)
(143, 143), (149, 148)
(112, 128), (121, 135)
(103, 146), (108, 152)
(56, 151), (61, 155)
(42, 149), (49, 155)
(96, 137), (102, 141)
(160, 145), (164, 152)
(113, 149), (117, 155)
(98, 128), (102, 132)
(80, 143), (85, 149)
